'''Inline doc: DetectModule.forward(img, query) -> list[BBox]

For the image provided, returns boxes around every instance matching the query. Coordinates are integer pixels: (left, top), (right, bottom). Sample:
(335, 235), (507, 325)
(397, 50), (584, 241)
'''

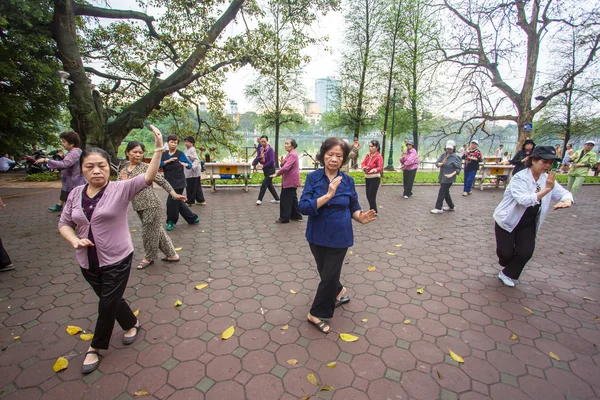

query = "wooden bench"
(475, 164), (515, 190)
(204, 163), (253, 192)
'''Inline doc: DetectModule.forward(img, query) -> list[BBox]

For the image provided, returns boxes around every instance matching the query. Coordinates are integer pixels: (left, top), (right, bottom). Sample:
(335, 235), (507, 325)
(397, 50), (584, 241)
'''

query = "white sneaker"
(256, 200), (262, 205)
(498, 271), (515, 287)
(270, 199), (280, 203)
(403, 195), (409, 199)
(463, 192), (468, 196)
(443, 206), (455, 211)
(430, 209), (443, 214)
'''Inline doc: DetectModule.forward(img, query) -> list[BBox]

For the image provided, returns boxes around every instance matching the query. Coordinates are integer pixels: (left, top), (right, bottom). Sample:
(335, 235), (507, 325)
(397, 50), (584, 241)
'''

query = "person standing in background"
(272, 138), (302, 223)
(0, 196), (14, 272)
(250, 137), (262, 171)
(399, 140), (418, 199)
(495, 144), (504, 158)
(361, 140), (384, 213)
(255, 135), (280, 205)
(560, 143), (574, 174)
(567, 141), (597, 200)
(183, 136), (206, 206)
(462, 140), (483, 196)
(457, 144), (467, 158)
(431, 140), (462, 214)
(505, 139), (535, 175)
(36, 131), (86, 212)
(349, 136), (361, 169)
(0, 154), (15, 172)
(160, 134), (199, 231)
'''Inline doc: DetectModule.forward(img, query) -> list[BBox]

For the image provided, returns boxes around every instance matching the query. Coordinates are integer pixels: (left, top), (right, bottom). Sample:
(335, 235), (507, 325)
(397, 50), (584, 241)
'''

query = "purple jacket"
(48, 148), (86, 192)
(400, 148), (419, 171)
(260, 146), (276, 168)
(276, 150), (300, 188)
(58, 174), (151, 269)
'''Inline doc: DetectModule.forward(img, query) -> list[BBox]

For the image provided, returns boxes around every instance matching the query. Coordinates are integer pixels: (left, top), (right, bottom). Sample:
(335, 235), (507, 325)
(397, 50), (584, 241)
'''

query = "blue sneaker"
(166, 221), (174, 231)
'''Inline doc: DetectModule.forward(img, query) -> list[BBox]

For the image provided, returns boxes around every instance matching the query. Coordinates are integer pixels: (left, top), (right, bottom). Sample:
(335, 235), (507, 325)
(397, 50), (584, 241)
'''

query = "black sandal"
(335, 296), (350, 308)
(161, 257), (180, 262)
(81, 350), (102, 374)
(308, 318), (330, 334)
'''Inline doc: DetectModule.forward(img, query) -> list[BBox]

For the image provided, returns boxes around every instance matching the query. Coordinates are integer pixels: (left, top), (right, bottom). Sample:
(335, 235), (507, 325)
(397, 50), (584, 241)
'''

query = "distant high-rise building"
(315, 77), (341, 114)
(229, 100), (238, 115)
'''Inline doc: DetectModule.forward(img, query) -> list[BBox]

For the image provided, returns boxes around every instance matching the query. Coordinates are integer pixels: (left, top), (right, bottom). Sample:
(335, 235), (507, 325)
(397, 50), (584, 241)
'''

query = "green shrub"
(24, 172), (60, 182)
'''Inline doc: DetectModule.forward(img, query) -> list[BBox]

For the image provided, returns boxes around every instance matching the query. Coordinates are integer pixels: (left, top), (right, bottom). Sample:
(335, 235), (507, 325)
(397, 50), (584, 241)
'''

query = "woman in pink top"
(360, 139), (384, 213)
(399, 140), (419, 198)
(58, 125), (164, 374)
(272, 138), (302, 223)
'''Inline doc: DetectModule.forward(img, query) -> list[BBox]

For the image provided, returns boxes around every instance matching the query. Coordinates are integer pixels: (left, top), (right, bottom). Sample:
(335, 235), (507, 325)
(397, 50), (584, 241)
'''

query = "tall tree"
(339, 0), (386, 138)
(441, 0), (600, 148)
(0, 0), (66, 154)
(245, 0), (338, 161)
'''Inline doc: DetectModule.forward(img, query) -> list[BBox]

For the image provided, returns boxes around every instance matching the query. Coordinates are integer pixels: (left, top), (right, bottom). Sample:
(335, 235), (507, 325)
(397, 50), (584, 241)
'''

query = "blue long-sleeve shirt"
(298, 169), (362, 248)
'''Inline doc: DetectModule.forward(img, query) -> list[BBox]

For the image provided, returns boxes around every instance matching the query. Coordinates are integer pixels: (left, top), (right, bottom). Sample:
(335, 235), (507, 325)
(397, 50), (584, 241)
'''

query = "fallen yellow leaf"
(195, 283), (208, 290)
(66, 326), (82, 335)
(201, 230), (205, 233)
(221, 325), (235, 340)
(523, 307), (533, 314)
(367, 266), (376, 272)
(287, 359), (298, 365)
(361, 318), (368, 322)
(290, 289), (297, 294)
(386, 252), (396, 256)
(348, 251), (353, 255)
(301, 396), (310, 400)
(130, 228), (137, 232)
(510, 334), (518, 340)
(174, 300), (182, 307)
(579, 253), (587, 256)
(340, 333), (359, 342)
(448, 348), (464, 363)
(394, 244), (403, 247)
(326, 362), (337, 368)
(13, 336), (20, 340)
(133, 308), (140, 317)
(416, 288), (424, 294)
(174, 247), (183, 251)
(549, 352), (560, 361)
(53, 356), (68, 372)
(307, 373), (319, 386)
(281, 324), (289, 330)
(134, 390), (150, 397)
(403, 319), (411, 325)
(582, 296), (595, 301)
(594, 317), (599, 321)
(80, 333), (94, 341)
(320, 385), (334, 391)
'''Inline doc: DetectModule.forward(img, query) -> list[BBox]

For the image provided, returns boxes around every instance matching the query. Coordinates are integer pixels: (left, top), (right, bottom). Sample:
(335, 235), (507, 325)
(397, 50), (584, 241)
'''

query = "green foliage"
(24, 172), (60, 182)
(0, 0), (66, 154)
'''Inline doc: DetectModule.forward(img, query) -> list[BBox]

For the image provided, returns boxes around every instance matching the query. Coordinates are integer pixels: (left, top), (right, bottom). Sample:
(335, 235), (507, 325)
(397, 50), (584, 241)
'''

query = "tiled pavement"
(0, 182), (599, 400)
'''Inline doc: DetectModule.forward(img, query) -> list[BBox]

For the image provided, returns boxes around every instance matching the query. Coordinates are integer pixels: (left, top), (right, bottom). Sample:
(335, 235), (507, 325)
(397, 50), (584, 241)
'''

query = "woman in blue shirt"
(299, 138), (377, 334)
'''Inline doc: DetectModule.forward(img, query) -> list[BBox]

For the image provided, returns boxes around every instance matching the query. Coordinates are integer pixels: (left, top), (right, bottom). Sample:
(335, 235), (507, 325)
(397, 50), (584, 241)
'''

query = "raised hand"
(149, 125), (163, 149)
(327, 176), (342, 199)
(357, 209), (377, 224)
(545, 171), (556, 190)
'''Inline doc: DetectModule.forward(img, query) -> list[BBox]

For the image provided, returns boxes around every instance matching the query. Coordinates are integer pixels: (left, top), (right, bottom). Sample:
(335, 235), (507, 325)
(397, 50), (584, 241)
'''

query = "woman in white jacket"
(493, 146), (573, 287)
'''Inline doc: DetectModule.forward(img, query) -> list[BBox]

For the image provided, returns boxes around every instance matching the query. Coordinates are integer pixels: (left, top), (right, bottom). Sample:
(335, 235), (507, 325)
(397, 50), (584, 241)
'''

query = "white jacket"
(493, 168), (573, 233)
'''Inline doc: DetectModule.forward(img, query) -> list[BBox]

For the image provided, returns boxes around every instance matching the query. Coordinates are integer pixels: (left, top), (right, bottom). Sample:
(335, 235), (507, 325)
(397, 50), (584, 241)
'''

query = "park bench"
(204, 162), (253, 192)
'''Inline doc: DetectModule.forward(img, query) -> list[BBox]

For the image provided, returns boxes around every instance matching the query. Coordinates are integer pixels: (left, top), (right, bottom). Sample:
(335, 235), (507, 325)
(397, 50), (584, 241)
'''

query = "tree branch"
(84, 66), (147, 87)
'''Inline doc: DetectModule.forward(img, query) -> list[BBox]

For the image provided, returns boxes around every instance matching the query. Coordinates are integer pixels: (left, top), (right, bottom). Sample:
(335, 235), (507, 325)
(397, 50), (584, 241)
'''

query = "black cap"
(532, 146), (560, 160)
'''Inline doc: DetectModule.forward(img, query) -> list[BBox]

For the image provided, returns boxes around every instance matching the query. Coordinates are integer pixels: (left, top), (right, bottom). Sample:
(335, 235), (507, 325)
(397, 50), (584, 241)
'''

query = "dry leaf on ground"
(174, 247), (183, 251)
(133, 308), (140, 317)
(361, 318), (368, 322)
(80, 333), (94, 341)
(290, 289), (297, 294)
(448, 348), (464, 363)
(403, 319), (411, 325)
(134, 390), (150, 397)
(130, 228), (137, 232)
(66, 326), (82, 335)
(340, 333), (359, 342)
(307, 373), (319, 386)
(386, 252), (396, 256)
(53, 357), (68, 372)
(582, 296), (595, 301)
(523, 307), (534, 314)
(416, 288), (424, 294)
(320, 385), (334, 391)
(287, 359), (298, 365)
(13, 336), (20, 340)
(326, 362), (337, 368)
(436, 369), (443, 380)
(221, 326), (235, 340)
(367, 266), (376, 272)
(281, 324), (289, 330)
(301, 396), (310, 400)
(195, 283), (208, 290)
(510, 334), (518, 340)
(394, 244), (402, 247)
(549, 352), (560, 361)
(174, 300), (182, 307)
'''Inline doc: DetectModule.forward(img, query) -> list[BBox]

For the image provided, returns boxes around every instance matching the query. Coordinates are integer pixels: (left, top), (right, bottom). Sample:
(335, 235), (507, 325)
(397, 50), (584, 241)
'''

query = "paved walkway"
(0, 183), (599, 400)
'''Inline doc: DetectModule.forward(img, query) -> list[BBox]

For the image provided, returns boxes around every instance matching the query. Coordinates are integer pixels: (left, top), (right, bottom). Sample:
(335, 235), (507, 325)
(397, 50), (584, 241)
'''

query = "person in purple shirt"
(35, 131), (86, 212)
(58, 125), (164, 374)
(255, 135), (280, 205)
(271, 138), (302, 223)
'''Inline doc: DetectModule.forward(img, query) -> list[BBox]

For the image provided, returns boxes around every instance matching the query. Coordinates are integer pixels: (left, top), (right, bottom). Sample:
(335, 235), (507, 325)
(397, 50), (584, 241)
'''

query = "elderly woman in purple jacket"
(58, 126), (164, 374)
(36, 131), (86, 212)
(271, 138), (302, 223)
(255, 135), (281, 205)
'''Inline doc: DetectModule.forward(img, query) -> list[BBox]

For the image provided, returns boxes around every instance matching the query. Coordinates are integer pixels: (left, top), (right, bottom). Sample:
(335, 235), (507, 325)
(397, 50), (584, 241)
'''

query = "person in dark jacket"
(160, 134), (199, 231)
(504, 139), (535, 175)
(255, 135), (280, 205)
(462, 140), (483, 195)
(431, 140), (462, 214)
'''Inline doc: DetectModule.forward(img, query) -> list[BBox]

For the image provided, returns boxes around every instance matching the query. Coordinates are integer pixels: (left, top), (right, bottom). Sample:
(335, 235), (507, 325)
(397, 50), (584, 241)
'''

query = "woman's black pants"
(435, 183), (454, 210)
(258, 166), (279, 201)
(309, 244), (347, 319)
(81, 253), (137, 350)
(0, 236), (12, 268)
(495, 222), (536, 280)
(167, 188), (198, 224)
(365, 177), (380, 212)
(279, 187), (302, 222)
(403, 169), (417, 197)
(186, 177), (205, 204)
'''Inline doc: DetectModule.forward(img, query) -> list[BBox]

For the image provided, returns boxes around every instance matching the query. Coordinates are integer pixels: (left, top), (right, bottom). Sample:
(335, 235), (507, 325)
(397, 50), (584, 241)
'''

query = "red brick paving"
(0, 184), (599, 399)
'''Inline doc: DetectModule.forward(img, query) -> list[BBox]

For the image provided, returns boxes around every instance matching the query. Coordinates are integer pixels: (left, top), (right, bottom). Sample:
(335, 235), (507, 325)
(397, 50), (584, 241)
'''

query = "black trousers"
(435, 183), (455, 210)
(309, 243), (347, 319)
(258, 166), (279, 201)
(365, 177), (380, 212)
(403, 169), (416, 197)
(279, 187), (302, 222)
(0, 236), (12, 267)
(167, 188), (198, 224)
(495, 222), (536, 280)
(81, 253), (137, 350)
(185, 177), (205, 204)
